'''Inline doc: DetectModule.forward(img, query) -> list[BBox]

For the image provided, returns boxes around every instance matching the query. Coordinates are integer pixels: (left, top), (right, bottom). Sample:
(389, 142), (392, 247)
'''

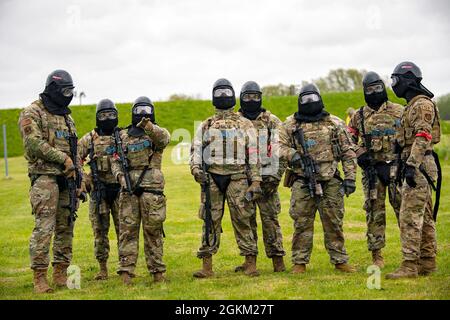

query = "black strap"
(358, 107), (366, 143)
(132, 166), (149, 195)
(432, 151), (442, 221)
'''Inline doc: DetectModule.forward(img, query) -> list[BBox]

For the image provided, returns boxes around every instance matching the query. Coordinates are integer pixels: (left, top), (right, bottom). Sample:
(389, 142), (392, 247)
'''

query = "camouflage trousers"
(29, 175), (73, 270)
(289, 177), (349, 265)
(250, 185), (285, 258)
(197, 176), (258, 258)
(399, 155), (437, 262)
(117, 191), (166, 275)
(362, 172), (401, 251)
(89, 194), (120, 263)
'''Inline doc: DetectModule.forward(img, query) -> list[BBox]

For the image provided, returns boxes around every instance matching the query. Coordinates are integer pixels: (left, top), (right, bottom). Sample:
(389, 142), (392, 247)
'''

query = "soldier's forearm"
(145, 125), (170, 149)
(25, 137), (67, 164)
(406, 137), (430, 168)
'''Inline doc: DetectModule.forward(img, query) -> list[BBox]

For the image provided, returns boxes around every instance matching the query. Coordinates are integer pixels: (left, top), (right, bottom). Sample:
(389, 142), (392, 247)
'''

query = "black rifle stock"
(113, 127), (132, 194)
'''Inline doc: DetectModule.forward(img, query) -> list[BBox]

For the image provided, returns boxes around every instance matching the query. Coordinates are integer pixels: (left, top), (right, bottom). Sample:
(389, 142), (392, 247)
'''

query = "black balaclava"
(295, 83), (329, 123)
(363, 71), (388, 110)
(212, 78), (236, 110)
(239, 80), (265, 120)
(128, 96), (155, 137)
(391, 61), (434, 102)
(95, 98), (118, 136)
(39, 69), (74, 115)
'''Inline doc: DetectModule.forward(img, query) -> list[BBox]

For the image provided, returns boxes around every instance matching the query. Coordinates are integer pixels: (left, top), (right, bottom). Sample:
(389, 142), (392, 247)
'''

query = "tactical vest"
(250, 112), (273, 167)
(358, 103), (403, 161)
(124, 134), (155, 169)
(399, 95), (441, 148)
(89, 132), (116, 182)
(26, 101), (76, 174)
(204, 113), (248, 168)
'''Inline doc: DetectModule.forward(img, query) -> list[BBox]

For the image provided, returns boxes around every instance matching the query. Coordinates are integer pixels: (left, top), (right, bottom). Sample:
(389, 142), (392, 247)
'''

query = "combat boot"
(52, 263), (69, 287)
(193, 256), (214, 278)
(418, 257), (437, 276)
(94, 261), (108, 280)
(120, 271), (133, 285)
(272, 256), (286, 272)
(153, 272), (167, 283)
(234, 258), (247, 272)
(33, 269), (53, 294)
(291, 264), (306, 274)
(335, 263), (356, 273)
(385, 260), (418, 279)
(243, 255), (260, 277)
(371, 249), (385, 268)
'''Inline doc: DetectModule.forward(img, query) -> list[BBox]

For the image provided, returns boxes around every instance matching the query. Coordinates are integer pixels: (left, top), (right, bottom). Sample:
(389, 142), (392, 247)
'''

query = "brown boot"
(371, 249), (385, 268)
(418, 257), (437, 276)
(243, 255), (260, 277)
(386, 260), (418, 279)
(272, 256), (286, 272)
(52, 263), (69, 287)
(33, 269), (53, 294)
(335, 263), (356, 273)
(94, 261), (108, 280)
(291, 264), (306, 274)
(234, 259), (247, 272)
(120, 271), (133, 285)
(153, 272), (167, 283)
(193, 256), (214, 278)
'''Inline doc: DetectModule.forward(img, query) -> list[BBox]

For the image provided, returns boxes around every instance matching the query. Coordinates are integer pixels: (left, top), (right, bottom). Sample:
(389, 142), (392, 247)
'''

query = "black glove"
(404, 165), (417, 188)
(290, 152), (302, 168)
(375, 162), (391, 187)
(357, 152), (372, 170)
(343, 179), (356, 196)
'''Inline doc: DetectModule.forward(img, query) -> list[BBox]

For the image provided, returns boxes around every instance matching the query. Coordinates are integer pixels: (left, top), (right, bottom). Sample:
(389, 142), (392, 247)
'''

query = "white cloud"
(0, 0), (449, 109)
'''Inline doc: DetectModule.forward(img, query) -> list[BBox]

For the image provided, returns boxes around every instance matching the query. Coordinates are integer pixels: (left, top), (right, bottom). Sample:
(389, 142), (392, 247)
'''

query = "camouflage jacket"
(238, 110), (287, 180)
(279, 114), (357, 181)
(18, 99), (80, 176)
(190, 108), (262, 182)
(397, 95), (441, 168)
(348, 101), (403, 162)
(111, 124), (170, 191)
(78, 130), (117, 185)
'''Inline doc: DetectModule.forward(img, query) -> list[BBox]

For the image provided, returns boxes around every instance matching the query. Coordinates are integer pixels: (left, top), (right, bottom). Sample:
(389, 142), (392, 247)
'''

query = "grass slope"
(0, 149), (449, 300)
(1, 90), (449, 158)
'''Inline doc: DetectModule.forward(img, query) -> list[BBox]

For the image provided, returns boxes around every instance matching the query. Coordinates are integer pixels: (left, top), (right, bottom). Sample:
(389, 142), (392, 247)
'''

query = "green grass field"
(0, 147), (449, 300)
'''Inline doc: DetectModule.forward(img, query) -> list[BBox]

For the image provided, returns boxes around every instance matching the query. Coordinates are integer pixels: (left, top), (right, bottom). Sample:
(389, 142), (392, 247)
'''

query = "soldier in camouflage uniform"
(111, 96), (170, 285)
(237, 81), (287, 273)
(386, 62), (441, 279)
(78, 99), (121, 280)
(190, 78), (262, 278)
(278, 83), (357, 274)
(348, 71), (403, 268)
(18, 70), (84, 293)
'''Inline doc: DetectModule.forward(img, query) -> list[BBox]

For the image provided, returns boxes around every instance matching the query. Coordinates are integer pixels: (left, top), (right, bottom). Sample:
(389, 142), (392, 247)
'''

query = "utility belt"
(132, 187), (164, 197)
(283, 169), (341, 188)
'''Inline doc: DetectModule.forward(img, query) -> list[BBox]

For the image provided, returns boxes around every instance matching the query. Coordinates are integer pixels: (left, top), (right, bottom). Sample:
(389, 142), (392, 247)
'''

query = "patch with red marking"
(52, 75), (63, 80)
(113, 152), (120, 160)
(248, 147), (258, 154)
(416, 131), (432, 141)
(347, 127), (359, 136)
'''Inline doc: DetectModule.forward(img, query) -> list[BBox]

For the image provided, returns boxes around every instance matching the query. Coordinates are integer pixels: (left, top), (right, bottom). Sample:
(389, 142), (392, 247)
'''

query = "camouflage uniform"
(396, 95), (440, 264)
(238, 110), (286, 258)
(348, 101), (403, 252)
(78, 130), (120, 264)
(111, 123), (170, 276)
(279, 114), (357, 266)
(18, 99), (80, 270)
(190, 108), (261, 259)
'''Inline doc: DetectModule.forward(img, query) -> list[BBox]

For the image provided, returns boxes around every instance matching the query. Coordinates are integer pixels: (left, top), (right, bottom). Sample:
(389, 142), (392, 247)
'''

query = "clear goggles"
(300, 93), (320, 104)
(213, 88), (234, 98)
(61, 86), (75, 97)
(97, 110), (117, 121)
(241, 92), (261, 102)
(391, 75), (400, 87)
(133, 105), (153, 115)
(364, 83), (384, 95)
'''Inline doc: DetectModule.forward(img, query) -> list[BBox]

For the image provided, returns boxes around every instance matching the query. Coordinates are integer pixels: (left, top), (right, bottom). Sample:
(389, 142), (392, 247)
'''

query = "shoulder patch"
(20, 118), (32, 127)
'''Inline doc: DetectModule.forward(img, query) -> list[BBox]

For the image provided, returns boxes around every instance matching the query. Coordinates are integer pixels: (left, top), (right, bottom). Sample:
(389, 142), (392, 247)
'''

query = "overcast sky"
(0, 0), (449, 109)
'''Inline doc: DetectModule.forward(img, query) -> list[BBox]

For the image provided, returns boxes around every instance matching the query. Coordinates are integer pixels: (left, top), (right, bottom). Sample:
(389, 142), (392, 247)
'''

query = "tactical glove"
(357, 152), (372, 170)
(404, 165), (417, 188)
(343, 179), (356, 196)
(192, 168), (206, 184)
(245, 181), (263, 201)
(290, 152), (302, 168)
(63, 156), (76, 179)
(137, 117), (153, 131)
